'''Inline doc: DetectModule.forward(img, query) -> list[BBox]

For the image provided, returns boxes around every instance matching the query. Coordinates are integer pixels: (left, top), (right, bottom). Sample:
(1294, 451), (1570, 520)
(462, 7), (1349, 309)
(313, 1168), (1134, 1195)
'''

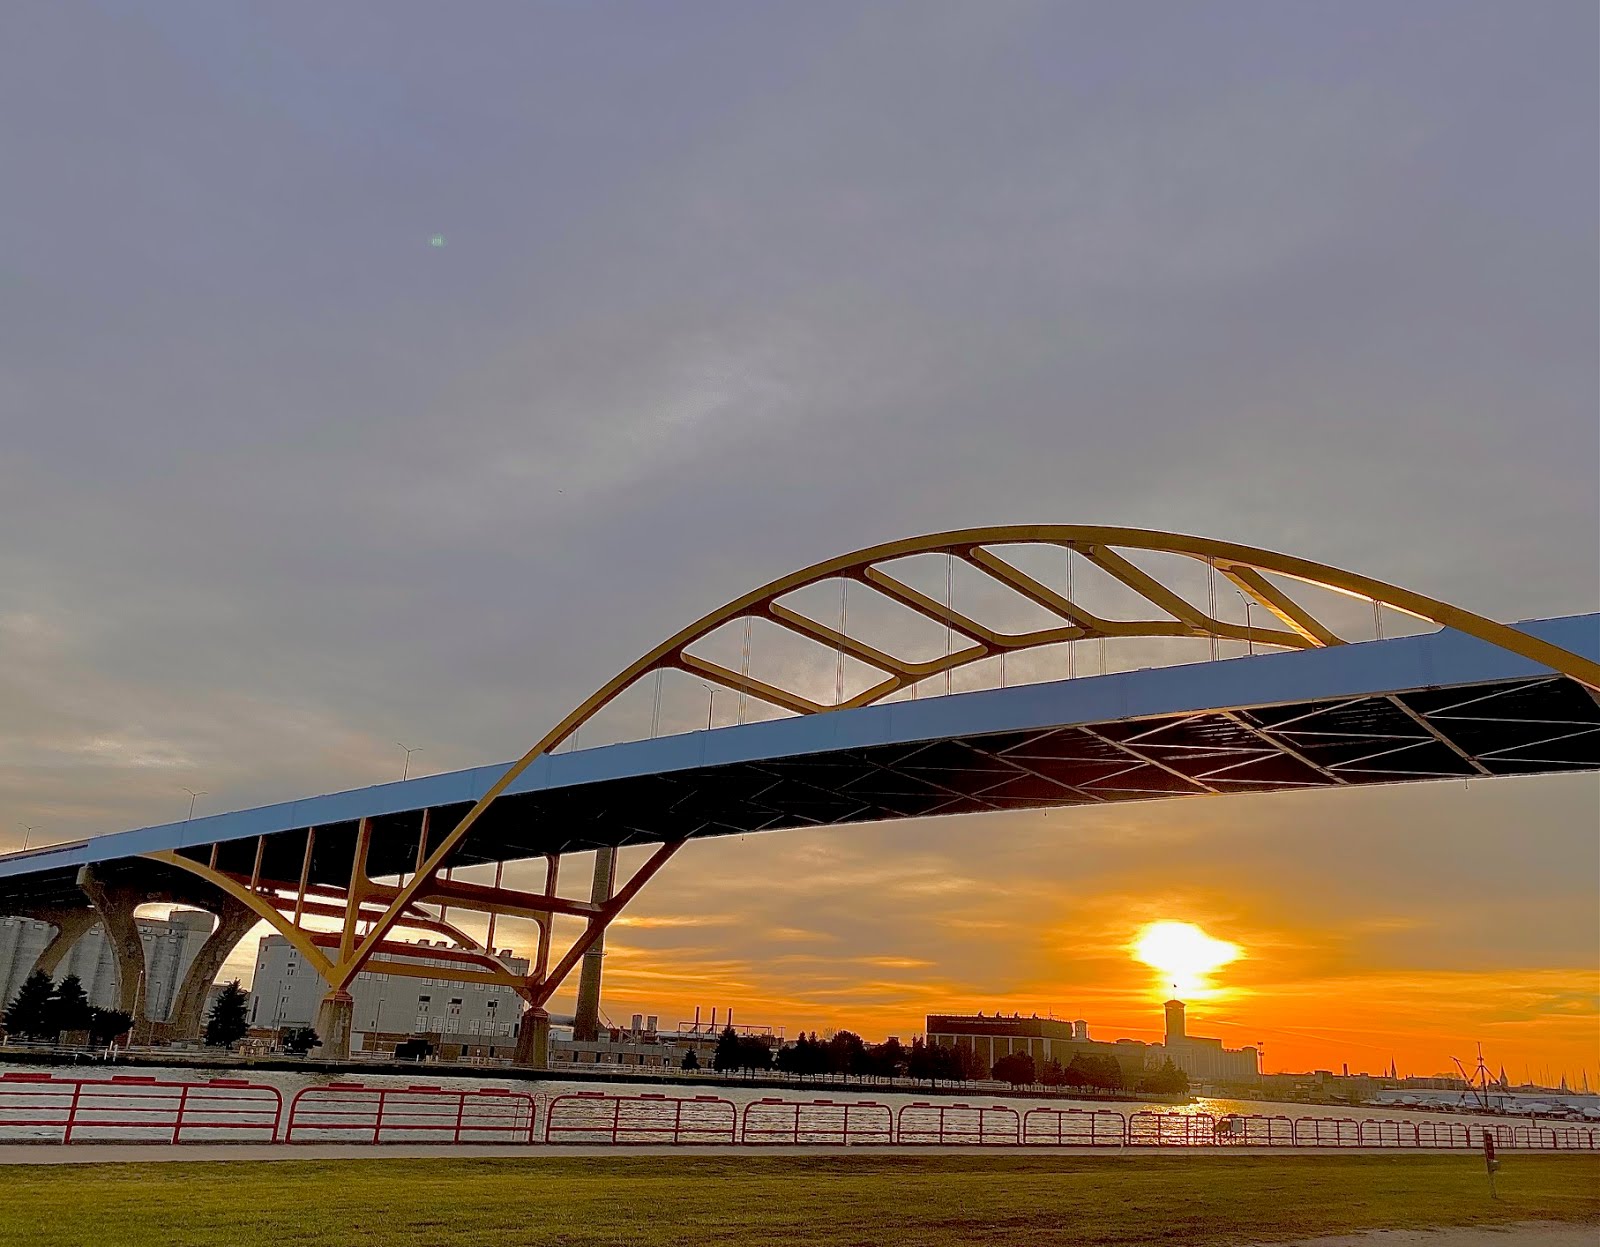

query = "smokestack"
(572, 847), (617, 1042)
(631, 1013), (643, 1035)
(646, 1015), (658, 1034)
(710, 1007), (718, 1031)
(727, 1008), (733, 1029)
(694, 1006), (701, 1031)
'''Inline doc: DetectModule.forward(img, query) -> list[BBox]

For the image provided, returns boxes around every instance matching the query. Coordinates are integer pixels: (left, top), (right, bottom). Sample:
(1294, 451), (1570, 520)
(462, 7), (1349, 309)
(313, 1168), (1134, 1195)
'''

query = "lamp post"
(397, 742), (422, 781)
(181, 788), (207, 822)
(1235, 590), (1256, 656)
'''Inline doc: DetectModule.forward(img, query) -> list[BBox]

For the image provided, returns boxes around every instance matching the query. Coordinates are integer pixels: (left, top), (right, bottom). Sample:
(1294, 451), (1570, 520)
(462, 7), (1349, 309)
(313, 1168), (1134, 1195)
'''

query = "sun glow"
(1132, 921), (1242, 998)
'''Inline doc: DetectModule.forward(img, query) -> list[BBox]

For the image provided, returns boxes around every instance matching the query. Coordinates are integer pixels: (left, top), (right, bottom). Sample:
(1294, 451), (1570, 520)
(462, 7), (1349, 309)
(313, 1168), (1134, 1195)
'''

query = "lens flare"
(1132, 921), (1242, 998)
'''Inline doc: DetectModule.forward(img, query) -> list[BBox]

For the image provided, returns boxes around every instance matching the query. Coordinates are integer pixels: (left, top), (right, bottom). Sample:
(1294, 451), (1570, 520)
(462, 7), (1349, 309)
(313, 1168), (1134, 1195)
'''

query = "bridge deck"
(1, 615), (1595, 909)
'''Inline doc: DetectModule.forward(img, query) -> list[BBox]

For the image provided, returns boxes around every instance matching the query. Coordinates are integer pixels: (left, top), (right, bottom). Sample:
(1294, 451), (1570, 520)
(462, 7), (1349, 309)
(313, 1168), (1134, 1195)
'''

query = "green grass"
(4, 1154), (1597, 1247)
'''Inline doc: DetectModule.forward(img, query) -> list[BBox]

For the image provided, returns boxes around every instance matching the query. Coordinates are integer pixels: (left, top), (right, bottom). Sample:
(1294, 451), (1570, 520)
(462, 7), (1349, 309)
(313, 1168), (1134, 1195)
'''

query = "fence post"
(63, 1081), (83, 1145)
(173, 1084), (190, 1144)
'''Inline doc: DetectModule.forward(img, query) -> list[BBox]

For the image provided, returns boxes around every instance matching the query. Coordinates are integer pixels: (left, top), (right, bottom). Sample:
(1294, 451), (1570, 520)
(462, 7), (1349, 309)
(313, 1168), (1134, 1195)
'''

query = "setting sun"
(1132, 921), (1243, 999)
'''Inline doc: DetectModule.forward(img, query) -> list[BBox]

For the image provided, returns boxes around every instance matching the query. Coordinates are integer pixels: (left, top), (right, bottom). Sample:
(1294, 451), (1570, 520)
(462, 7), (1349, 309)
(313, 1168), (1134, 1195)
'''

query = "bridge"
(2, 526), (1596, 1063)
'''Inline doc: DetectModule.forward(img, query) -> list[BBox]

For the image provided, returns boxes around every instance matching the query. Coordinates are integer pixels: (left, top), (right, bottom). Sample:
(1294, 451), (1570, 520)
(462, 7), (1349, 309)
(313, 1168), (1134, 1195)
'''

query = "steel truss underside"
(3, 673), (1595, 913)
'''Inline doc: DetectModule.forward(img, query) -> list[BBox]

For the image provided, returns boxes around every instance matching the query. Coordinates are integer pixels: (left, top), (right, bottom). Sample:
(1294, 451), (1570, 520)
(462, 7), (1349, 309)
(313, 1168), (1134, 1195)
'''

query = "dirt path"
(1283, 1225), (1597, 1246)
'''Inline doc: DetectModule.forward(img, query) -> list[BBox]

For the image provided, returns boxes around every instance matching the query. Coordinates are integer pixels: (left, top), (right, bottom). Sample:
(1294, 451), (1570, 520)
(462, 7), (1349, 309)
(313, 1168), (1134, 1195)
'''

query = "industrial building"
(926, 1001), (1260, 1085)
(0, 910), (213, 1022)
(925, 1013), (1153, 1079)
(247, 934), (531, 1061)
(1148, 1000), (1260, 1084)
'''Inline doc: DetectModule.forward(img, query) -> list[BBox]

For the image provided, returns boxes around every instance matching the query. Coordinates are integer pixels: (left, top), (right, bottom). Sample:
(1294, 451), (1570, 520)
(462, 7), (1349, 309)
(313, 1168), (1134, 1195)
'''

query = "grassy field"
(3, 1153), (1597, 1247)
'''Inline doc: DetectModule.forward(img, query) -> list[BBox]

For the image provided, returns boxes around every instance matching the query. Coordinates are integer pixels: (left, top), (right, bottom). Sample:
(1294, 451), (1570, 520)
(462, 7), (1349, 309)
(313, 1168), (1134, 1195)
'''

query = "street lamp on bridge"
(181, 788), (207, 822)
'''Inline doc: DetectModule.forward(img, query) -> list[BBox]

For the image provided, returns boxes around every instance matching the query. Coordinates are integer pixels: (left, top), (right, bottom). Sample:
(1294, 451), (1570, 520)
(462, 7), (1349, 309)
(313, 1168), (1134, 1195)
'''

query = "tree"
(992, 1052), (1037, 1087)
(46, 974), (93, 1037)
(1039, 1058), (1066, 1088)
(826, 1030), (868, 1080)
(681, 1048), (700, 1071)
(867, 1037), (907, 1080)
(908, 1037), (937, 1084)
(281, 1026), (321, 1056)
(1068, 1054), (1124, 1091)
(1138, 1058), (1189, 1095)
(2, 969), (54, 1039)
(736, 1034), (771, 1073)
(712, 1025), (741, 1073)
(87, 1007), (133, 1045)
(204, 980), (250, 1048)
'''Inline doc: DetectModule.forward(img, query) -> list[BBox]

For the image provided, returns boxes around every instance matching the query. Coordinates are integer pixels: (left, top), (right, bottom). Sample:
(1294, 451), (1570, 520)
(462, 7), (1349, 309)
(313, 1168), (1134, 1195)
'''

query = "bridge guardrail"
(896, 1102), (1021, 1146)
(740, 1097), (894, 1146)
(1021, 1107), (1126, 1146)
(284, 1082), (536, 1144)
(543, 1091), (736, 1145)
(0, 1071), (282, 1143)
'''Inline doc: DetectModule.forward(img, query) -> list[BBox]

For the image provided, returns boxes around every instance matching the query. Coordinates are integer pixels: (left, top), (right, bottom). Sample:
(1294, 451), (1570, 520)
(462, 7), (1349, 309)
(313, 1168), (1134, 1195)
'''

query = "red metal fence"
(1294, 1116), (1361, 1147)
(1022, 1107), (1126, 1146)
(896, 1102), (1021, 1146)
(740, 1097), (894, 1146)
(5, 1072), (1599, 1152)
(284, 1082), (537, 1144)
(0, 1071), (282, 1143)
(543, 1092), (736, 1145)
(1128, 1111), (1217, 1147)
(1472, 1122), (1599, 1151)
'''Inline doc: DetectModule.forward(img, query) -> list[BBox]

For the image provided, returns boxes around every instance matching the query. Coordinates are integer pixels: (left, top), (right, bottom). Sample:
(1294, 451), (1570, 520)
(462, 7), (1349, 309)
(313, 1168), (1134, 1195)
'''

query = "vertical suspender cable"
(1207, 557), (1219, 662)
(739, 615), (753, 724)
(944, 553), (953, 696)
(835, 582), (846, 706)
(1066, 547), (1077, 679)
(1372, 599), (1384, 641)
(651, 669), (662, 739)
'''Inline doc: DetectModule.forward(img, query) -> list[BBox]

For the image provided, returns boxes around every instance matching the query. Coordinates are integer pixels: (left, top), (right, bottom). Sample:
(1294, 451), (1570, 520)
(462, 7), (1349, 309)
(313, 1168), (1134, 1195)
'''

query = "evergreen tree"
(681, 1048), (700, 1070)
(2, 969), (54, 1038)
(87, 1008), (133, 1045)
(712, 1024), (740, 1073)
(46, 974), (93, 1036)
(204, 980), (250, 1048)
(281, 1026), (321, 1056)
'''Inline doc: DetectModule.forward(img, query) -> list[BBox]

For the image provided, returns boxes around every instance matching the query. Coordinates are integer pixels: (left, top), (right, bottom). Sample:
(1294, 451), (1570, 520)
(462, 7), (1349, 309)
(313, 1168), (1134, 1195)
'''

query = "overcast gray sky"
(1, 2), (1595, 1070)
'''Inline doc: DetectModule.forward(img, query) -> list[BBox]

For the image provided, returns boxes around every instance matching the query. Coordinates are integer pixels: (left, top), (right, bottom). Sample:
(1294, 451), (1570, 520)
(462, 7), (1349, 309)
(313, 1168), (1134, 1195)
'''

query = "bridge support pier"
(76, 866), (148, 1025)
(28, 905), (100, 980)
(571, 847), (615, 1043)
(315, 989), (356, 1059)
(163, 898), (257, 1043)
(515, 1006), (550, 1069)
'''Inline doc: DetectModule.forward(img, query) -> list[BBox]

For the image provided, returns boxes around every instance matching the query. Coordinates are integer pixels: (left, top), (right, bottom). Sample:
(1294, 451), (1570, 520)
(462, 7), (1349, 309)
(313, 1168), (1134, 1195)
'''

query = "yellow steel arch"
(340, 525), (1600, 984)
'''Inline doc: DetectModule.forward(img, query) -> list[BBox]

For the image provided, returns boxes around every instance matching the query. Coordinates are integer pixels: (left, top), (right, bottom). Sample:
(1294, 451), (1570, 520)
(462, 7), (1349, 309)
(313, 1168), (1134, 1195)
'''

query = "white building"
(0, 911), (213, 1020)
(247, 934), (531, 1058)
